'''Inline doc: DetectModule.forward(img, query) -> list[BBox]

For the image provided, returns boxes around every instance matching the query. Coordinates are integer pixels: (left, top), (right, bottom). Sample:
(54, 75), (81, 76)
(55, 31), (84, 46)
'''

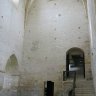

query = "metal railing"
(72, 71), (76, 96)
(63, 71), (76, 96)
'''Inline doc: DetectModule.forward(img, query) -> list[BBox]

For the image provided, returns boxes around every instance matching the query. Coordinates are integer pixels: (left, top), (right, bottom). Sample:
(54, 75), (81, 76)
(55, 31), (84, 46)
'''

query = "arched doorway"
(66, 47), (85, 78)
(3, 54), (19, 89)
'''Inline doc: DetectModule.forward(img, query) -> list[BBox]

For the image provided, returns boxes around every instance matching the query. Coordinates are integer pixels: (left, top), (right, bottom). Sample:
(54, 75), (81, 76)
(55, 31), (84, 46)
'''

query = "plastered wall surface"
(87, 0), (96, 93)
(0, 0), (25, 71)
(0, 0), (92, 95)
(0, 0), (25, 87)
(23, 0), (91, 94)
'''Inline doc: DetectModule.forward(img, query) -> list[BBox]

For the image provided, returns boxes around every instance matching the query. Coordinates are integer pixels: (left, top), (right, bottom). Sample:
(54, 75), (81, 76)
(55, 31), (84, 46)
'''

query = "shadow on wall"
(3, 54), (19, 89)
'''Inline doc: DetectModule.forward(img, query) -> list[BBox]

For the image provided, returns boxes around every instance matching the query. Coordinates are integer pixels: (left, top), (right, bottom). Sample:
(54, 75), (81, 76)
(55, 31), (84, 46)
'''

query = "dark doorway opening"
(44, 81), (54, 96)
(66, 47), (85, 78)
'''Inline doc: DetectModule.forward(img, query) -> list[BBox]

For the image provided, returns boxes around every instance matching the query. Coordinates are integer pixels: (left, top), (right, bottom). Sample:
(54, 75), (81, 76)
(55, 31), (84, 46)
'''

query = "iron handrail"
(72, 71), (76, 96)
(63, 71), (76, 96)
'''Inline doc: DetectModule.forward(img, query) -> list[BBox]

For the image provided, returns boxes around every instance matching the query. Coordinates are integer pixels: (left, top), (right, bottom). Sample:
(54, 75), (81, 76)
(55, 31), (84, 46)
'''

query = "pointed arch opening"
(3, 54), (19, 89)
(5, 54), (18, 75)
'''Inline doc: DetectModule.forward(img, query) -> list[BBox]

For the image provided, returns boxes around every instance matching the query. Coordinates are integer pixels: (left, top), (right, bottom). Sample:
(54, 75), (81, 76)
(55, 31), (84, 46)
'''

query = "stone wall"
(23, 0), (91, 95)
(0, 0), (25, 87)
(87, 0), (96, 93)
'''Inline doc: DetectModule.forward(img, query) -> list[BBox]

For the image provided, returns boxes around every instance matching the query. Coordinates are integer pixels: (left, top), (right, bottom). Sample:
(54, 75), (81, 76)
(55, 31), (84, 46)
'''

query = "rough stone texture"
(23, 0), (91, 95)
(0, 89), (17, 96)
(0, 0), (95, 96)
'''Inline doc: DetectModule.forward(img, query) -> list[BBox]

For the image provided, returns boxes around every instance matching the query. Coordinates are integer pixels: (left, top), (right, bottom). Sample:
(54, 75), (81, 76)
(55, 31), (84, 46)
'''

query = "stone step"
(75, 91), (93, 94)
(75, 94), (94, 96)
(75, 88), (93, 90)
(75, 79), (95, 96)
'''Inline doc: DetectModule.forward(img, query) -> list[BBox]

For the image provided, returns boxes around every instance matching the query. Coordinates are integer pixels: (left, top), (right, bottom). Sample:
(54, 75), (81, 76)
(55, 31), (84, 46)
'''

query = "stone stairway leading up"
(75, 79), (95, 96)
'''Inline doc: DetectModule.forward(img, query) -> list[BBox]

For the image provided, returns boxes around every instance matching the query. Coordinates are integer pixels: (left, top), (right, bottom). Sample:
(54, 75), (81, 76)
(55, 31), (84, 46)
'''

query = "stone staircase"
(55, 80), (73, 96)
(62, 80), (73, 93)
(60, 70), (95, 96)
(75, 79), (95, 96)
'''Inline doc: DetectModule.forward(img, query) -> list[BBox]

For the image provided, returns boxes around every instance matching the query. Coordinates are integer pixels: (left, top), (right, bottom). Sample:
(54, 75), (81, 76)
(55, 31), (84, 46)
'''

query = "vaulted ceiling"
(24, 0), (88, 17)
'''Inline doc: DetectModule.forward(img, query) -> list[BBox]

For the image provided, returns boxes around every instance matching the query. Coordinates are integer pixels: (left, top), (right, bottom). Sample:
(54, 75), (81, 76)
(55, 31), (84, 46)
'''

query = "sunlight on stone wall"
(12, 0), (19, 6)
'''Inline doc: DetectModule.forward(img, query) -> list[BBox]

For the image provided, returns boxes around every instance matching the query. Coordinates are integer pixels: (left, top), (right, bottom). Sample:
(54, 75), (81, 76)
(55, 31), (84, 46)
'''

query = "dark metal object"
(63, 71), (76, 96)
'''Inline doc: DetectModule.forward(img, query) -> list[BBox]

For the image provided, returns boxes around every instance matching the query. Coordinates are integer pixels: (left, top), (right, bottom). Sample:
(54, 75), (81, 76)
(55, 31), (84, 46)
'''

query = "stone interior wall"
(0, 0), (25, 89)
(87, 0), (96, 93)
(0, 0), (25, 70)
(0, 0), (93, 96)
(22, 0), (91, 95)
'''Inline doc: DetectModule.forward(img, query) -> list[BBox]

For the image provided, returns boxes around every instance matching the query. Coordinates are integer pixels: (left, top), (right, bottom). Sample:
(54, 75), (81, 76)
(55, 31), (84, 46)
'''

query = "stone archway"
(3, 54), (19, 89)
(66, 47), (85, 78)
